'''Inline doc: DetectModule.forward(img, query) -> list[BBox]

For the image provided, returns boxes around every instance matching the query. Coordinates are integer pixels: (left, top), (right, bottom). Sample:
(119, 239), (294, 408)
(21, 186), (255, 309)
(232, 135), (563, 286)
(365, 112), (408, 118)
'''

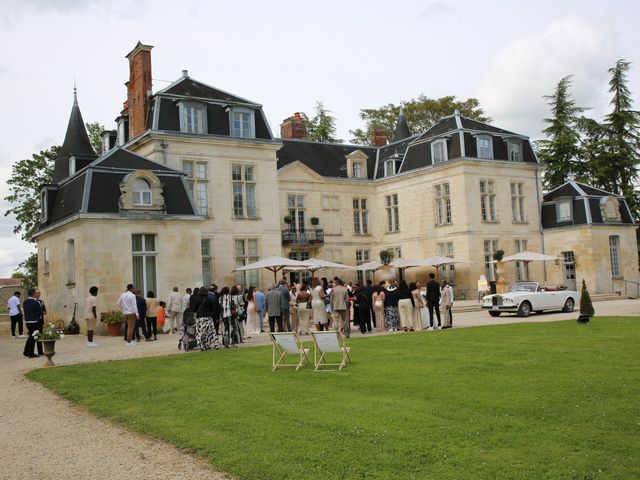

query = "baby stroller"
(178, 310), (198, 351)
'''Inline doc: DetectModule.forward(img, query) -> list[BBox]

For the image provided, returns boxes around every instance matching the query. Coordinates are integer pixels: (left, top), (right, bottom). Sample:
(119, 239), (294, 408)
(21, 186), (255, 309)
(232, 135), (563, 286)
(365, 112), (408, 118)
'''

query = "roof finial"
(73, 78), (78, 107)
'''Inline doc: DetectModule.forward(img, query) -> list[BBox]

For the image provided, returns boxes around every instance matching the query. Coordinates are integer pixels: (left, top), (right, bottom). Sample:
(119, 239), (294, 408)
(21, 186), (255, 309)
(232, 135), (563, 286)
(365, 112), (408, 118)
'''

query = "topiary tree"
(379, 249), (395, 265)
(578, 279), (594, 323)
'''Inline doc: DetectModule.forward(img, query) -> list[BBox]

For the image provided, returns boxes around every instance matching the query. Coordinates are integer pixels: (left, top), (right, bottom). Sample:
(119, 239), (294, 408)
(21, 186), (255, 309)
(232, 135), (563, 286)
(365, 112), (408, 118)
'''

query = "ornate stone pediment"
(600, 196), (621, 222)
(119, 170), (165, 212)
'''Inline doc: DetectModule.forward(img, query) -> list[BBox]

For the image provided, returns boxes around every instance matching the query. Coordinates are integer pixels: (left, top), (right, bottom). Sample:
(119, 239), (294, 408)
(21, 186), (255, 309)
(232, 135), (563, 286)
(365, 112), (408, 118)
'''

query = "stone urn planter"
(38, 339), (57, 367)
(107, 323), (122, 337)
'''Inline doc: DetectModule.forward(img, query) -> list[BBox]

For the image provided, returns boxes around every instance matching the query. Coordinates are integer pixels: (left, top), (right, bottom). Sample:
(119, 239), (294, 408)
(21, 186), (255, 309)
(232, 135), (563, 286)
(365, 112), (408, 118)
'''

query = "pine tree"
(536, 76), (586, 190)
(304, 102), (342, 143)
(578, 279), (594, 323)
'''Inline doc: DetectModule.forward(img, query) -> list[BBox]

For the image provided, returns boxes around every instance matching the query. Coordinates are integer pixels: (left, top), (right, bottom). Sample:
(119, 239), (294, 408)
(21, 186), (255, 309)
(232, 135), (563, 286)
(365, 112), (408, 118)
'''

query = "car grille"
(492, 296), (502, 306)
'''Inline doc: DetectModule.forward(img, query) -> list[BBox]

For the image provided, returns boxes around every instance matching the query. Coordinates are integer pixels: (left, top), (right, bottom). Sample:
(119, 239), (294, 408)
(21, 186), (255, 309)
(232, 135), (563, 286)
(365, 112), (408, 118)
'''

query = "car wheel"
(517, 301), (531, 318)
(562, 297), (575, 313)
(488, 311), (501, 317)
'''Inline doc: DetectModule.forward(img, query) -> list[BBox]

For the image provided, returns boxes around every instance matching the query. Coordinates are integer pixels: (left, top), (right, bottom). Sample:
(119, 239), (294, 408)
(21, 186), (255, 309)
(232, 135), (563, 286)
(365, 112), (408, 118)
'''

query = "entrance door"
(562, 251), (576, 291)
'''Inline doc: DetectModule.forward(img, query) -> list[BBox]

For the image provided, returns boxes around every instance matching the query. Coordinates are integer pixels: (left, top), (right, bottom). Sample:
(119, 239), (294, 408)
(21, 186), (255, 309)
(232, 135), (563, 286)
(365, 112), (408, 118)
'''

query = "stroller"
(178, 310), (198, 351)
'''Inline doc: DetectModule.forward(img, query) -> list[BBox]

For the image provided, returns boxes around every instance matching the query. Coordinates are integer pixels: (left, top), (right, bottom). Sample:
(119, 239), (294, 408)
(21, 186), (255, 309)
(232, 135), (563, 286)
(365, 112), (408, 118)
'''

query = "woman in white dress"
(245, 286), (259, 336)
(296, 282), (312, 335)
(310, 277), (328, 331)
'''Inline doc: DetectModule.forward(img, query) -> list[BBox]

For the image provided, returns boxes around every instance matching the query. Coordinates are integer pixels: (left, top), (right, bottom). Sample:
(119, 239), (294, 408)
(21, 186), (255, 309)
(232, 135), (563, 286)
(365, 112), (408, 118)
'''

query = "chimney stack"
(126, 41), (153, 140)
(371, 128), (388, 147)
(280, 112), (307, 139)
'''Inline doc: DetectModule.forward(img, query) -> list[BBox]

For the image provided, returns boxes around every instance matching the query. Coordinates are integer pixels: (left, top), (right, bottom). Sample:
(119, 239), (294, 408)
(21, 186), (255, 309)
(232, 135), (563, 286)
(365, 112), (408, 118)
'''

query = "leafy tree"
(85, 122), (105, 154)
(4, 146), (58, 242)
(304, 102), (342, 143)
(592, 60), (640, 209)
(349, 95), (490, 145)
(535, 76), (587, 190)
(13, 252), (38, 288)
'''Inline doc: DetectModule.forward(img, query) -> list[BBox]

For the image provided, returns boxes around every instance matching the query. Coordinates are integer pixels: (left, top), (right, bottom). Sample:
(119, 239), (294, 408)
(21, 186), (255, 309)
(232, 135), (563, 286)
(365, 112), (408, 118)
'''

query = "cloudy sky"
(0, 0), (638, 277)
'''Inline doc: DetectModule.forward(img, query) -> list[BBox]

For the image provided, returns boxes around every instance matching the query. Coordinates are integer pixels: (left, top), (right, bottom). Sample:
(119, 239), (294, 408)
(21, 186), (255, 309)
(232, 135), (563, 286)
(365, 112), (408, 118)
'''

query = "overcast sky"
(0, 0), (638, 277)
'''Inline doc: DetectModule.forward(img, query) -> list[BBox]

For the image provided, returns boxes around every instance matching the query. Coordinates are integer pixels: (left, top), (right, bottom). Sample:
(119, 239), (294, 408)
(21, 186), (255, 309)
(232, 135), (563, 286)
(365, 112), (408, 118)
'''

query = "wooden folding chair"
(270, 332), (310, 372)
(311, 330), (352, 372)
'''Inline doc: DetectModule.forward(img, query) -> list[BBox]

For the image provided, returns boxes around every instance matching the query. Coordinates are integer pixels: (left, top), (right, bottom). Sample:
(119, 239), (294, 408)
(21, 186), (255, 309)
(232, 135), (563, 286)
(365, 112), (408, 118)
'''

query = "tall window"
(356, 249), (372, 285)
(508, 140), (521, 162)
(353, 162), (363, 178)
(287, 194), (306, 231)
(484, 239), (498, 281)
(477, 135), (493, 159)
(132, 179), (152, 206)
(231, 109), (255, 138)
(232, 164), (256, 218)
(132, 234), (157, 295)
(431, 139), (447, 164)
(65, 239), (75, 285)
(235, 238), (259, 287)
(44, 248), (50, 275)
(438, 241), (455, 284)
(510, 182), (525, 223)
(201, 238), (212, 286)
(514, 239), (529, 281)
(183, 160), (208, 216)
(480, 180), (497, 222)
(385, 193), (400, 232)
(322, 195), (341, 234)
(384, 159), (395, 177)
(435, 182), (452, 225)
(353, 198), (369, 235)
(609, 235), (620, 276)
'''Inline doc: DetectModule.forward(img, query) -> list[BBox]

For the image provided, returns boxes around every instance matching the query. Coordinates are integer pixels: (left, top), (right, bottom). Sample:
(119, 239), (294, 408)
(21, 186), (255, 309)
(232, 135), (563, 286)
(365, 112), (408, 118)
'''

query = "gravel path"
(1, 298), (637, 480)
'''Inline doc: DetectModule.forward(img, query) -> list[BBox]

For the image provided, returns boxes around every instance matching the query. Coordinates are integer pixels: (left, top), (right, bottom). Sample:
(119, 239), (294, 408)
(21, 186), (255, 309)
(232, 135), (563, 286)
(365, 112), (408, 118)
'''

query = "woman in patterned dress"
(230, 285), (244, 345)
(384, 281), (400, 331)
(189, 287), (219, 350)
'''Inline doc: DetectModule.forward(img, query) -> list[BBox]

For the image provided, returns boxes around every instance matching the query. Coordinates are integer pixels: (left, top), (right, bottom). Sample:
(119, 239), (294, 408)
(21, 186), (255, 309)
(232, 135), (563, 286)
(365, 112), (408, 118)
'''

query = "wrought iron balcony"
(282, 228), (324, 246)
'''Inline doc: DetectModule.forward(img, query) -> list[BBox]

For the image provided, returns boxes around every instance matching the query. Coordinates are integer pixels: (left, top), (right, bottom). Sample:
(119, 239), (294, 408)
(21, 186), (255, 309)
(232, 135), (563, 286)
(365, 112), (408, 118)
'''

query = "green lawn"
(28, 318), (640, 480)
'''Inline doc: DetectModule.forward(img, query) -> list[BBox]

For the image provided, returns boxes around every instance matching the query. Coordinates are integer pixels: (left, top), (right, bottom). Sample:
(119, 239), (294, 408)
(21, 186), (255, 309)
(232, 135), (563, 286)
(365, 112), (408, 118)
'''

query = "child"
(157, 301), (167, 334)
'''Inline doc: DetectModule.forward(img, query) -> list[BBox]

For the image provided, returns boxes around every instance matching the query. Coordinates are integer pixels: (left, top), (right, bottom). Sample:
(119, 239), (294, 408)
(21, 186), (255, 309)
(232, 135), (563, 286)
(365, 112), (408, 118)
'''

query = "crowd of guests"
(112, 271), (455, 351)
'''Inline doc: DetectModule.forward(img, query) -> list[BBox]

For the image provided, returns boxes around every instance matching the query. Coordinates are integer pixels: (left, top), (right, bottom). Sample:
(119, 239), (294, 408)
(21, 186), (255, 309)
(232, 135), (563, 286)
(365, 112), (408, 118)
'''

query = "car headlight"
(502, 298), (514, 305)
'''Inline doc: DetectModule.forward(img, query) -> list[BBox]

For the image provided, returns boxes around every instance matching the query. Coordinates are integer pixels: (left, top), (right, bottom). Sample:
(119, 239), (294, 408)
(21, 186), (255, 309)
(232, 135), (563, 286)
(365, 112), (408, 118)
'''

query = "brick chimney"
(371, 128), (388, 147)
(126, 41), (153, 139)
(280, 112), (307, 139)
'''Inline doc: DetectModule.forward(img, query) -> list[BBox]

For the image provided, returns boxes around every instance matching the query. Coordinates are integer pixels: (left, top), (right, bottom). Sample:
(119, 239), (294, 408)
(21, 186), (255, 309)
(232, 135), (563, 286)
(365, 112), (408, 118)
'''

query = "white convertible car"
(482, 282), (581, 317)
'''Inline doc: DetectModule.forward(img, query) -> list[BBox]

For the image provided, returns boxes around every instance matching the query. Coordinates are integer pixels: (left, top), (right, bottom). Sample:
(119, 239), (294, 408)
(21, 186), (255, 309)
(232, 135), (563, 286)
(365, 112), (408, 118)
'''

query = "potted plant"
(32, 322), (62, 367)
(283, 215), (292, 225)
(102, 309), (125, 336)
(492, 249), (505, 262)
(310, 216), (320, 226)
(577, 279), (594, 324)
(379, 249), (394, 265)
(492, 249), (508, 293)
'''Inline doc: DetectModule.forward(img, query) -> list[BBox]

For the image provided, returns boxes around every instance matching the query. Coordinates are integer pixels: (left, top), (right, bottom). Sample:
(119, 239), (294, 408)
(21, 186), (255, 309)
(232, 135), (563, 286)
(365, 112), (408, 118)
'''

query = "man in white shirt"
(165, 286), (182, 334)
(117, 284), (139, 346)
(7, 291), (24, 338)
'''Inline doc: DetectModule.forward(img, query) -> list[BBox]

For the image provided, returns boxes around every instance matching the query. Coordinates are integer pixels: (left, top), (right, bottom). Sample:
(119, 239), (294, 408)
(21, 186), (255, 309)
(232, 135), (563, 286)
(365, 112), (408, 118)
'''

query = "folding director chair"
(270, 332), (310, 372)
(311, 330), (352, 372)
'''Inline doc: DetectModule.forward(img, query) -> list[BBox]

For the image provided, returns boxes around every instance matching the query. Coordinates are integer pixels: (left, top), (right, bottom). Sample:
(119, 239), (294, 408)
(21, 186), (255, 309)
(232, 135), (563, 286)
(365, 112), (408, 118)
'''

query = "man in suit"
(264, 284), (283, 332)
(363, 279), (375, 329)
(330, 278), (350, 337)
(425, 272), (441, 330)
(166, 286), (183, 334)
(276, 280), (291, 332)
(254, 287), (266, 332)
(22, 288), (43, 358)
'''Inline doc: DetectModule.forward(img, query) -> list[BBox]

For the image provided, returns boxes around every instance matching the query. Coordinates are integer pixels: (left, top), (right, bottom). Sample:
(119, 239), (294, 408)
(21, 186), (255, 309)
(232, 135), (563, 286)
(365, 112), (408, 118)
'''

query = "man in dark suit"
(425, 273), (441, 330)
(22, 288), (43, 358)
(276, 280), (291, 332)
(264, 284), (283, 332)
(363, 279), (375, 329)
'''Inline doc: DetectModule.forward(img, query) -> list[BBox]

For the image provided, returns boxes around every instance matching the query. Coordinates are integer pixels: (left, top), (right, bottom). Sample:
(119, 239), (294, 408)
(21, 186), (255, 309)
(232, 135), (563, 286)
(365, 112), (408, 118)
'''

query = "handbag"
(306, 300), (312, 309)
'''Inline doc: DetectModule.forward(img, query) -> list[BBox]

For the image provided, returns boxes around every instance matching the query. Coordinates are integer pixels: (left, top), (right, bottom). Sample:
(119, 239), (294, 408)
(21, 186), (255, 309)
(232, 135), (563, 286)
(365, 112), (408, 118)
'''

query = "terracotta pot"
(107, 323), (122, 337)
(38, 339), (56, 367)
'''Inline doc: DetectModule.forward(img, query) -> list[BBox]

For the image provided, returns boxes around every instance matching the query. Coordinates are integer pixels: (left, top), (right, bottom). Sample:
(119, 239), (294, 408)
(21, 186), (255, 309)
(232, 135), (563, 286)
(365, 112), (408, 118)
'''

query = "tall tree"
(535, 76), (587, 190)
(85, 122), (105, 153)
(4, 146), (58, 242)
(304, 102), (342, 143)
(13, 252), (38, 288)
(594, 60), (640, 208)
(349, 95), (490, 145)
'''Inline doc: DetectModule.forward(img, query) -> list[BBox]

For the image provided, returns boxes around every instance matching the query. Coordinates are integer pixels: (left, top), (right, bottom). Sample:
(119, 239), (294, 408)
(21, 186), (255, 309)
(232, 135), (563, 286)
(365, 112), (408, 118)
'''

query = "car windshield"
(510, 282), (538, 293)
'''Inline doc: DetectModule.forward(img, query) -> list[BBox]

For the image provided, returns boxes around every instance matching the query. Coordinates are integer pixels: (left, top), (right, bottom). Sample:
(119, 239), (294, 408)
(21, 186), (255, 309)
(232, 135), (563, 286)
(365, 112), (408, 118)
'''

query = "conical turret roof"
(392, 107), (411, 143)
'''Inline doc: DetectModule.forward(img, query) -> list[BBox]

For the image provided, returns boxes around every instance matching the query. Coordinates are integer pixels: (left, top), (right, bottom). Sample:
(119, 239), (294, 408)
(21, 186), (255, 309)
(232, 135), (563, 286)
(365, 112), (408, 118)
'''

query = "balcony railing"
(282, 228), (324, 246)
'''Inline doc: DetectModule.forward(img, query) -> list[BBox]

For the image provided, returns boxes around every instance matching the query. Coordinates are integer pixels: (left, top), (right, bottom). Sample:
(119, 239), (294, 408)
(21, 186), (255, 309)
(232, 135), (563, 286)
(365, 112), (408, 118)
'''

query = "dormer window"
(353, 162), (363, 178)
(133, 179), (152, 206)
(384, 159), (396, 177)
(230, 107), (255, 138)
(68, 155), (76, 176)
(40, 190), (47, 222)
(557, 199), (572, 222)
(431, 139), (447, 164)
(178, 101), (207, 134)
(508, 140), (521, 162)
(476, 135), (493, 159)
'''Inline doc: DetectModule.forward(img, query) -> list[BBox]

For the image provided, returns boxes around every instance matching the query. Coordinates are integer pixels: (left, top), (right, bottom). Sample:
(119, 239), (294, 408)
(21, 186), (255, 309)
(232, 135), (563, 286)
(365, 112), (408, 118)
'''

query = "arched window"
(133, 179), (152, 206)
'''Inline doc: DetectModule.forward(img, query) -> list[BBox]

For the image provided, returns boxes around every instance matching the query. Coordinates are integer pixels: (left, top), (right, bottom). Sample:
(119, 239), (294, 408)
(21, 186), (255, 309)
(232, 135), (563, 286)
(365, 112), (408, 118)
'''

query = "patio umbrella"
(301, 258), (354, 273)
(422, 255), (464, 267)
(353, 261), (383, 271)
(500, 251), (560, 262)
(233, 255), (307, 283)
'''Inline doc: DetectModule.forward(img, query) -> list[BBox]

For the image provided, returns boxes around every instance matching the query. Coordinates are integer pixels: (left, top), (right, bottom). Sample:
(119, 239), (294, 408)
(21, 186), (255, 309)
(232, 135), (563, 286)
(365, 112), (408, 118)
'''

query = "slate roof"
(392, 109), (411, 143)
(541, 181), (635, 229)
(277, 140), (377, 179)
(38, 148), (197, 233)
(158, 76), (259, 105)
(52, 91), (98, 183)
